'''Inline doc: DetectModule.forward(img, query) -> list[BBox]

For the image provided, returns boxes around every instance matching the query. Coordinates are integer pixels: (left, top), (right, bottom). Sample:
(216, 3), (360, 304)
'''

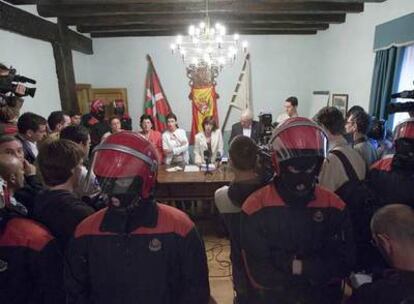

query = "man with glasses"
(345, 110), (379, 166)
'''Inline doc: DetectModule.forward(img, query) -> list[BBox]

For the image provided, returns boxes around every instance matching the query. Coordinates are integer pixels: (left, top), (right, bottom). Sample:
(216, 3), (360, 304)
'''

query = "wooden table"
(155, 165), (233, 201)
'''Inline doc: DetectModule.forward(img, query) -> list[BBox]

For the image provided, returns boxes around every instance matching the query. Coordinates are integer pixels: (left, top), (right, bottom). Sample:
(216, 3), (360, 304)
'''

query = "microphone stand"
(204, 150), (212, 176)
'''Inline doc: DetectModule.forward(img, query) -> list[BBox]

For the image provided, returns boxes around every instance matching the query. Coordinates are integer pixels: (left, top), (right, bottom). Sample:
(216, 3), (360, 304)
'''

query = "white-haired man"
(229, 109), (260, 144)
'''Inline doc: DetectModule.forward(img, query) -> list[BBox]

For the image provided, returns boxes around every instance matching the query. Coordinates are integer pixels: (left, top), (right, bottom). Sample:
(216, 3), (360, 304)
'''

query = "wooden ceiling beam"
(3, 0), (38, 4)
(36, 0), (386, 4)
(78, 22), (329, 33)
(91, 29), (318, 38)
(0, 1), (93, 54)
(62, 13), (346, 26)
(37, 1), (363, 17)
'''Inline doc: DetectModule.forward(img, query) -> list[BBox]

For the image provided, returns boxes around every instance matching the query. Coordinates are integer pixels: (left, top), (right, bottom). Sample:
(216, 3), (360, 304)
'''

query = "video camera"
(258, 112), (273, 145)
(0, 67), (37, 99)
(388, 85), (414, 114)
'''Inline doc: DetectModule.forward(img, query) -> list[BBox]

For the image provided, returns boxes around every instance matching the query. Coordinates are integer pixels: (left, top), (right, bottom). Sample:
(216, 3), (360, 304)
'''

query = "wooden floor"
(195, 212), (234, 304)
(205, 235), (233, 304)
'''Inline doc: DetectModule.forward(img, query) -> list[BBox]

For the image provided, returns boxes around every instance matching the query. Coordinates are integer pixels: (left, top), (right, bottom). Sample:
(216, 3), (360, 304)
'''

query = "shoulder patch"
(135, 203), (194, 237)
(242, 184), (285, 215)
(0, 218), (54, 252)
(75, 208), (114, 238)
(308, 186), (345, 211)
(370, 157), (393, 172)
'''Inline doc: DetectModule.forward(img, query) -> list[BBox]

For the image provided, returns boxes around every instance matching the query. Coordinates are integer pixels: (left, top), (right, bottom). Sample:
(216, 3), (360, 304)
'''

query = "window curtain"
(369, 46), (405, 120)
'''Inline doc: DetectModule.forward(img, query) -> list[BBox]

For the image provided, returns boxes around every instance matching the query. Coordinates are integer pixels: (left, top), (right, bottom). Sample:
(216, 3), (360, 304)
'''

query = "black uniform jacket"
(65, 202), (210, 304)
(241, 184), (355, 304)
(368, 156), (414, 207)
(0, 215), (65, 304)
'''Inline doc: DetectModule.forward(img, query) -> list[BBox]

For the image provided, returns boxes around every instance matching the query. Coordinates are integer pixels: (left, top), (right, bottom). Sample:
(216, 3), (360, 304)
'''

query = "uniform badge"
(313, 210), (324, 223)
(149, 238), (162, 252)
(0, 259), (8, 272)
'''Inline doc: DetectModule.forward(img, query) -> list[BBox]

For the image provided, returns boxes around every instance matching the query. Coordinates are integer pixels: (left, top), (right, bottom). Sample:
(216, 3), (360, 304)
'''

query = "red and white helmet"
(90, 99), (105, 114)
(90, 131), (158, 201)
(393, 118), (414, 141)
(270, 117), (328, 174)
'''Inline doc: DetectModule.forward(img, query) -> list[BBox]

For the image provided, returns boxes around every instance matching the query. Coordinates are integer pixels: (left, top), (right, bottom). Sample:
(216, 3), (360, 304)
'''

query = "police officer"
(0, 155), (64, 304)
(81, 99), (110, 149)
(65, 132), (210, 304)
(368, 118), (414, 207)
(240, 117), (355, 304)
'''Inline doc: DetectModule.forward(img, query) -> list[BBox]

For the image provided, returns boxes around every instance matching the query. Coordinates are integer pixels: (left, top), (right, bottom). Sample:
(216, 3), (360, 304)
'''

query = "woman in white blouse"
(162, 113), (189, 166)
(194, 116), (224, 166)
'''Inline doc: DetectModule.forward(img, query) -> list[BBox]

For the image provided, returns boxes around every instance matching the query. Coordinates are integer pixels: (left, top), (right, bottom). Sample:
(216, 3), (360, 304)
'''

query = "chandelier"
(170, 0), (248, 73)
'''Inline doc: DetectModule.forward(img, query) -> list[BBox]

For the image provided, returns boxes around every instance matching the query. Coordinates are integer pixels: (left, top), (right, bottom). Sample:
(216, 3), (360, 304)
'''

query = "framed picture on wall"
(331, 94), (349, 117)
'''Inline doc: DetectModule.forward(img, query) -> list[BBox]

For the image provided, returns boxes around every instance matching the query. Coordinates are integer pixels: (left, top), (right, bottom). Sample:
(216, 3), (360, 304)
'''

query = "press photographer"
(0, 63), (37, 135)
(0, 63), (36, 98)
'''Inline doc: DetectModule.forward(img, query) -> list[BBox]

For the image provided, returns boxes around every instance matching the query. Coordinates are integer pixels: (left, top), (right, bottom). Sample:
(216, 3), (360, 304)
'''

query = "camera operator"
(0, 63), (32, 97)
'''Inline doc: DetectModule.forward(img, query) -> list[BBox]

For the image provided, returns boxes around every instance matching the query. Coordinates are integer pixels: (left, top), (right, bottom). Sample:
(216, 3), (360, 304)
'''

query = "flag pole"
(146, 55), (171, 112)
(221, 53), (250, 133)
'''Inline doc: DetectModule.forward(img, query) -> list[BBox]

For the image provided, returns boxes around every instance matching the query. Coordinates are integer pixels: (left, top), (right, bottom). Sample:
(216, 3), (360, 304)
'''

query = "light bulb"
(170, 44), (176, 50)
(199, 22), (205, 29)
(188, 25), (195, 36)
(215, 23), (221, 29)
(233, 33), (240, 41)
(242, 41), (248, 48)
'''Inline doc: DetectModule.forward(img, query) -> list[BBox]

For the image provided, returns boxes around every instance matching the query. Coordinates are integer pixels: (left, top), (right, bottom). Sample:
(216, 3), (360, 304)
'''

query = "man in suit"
(229, 109), (260, 144)
(15, 112), (47, 164)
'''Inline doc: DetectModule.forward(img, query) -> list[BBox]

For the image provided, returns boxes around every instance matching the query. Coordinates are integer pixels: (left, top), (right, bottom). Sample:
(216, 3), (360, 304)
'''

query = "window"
(392, 44), (414, 129)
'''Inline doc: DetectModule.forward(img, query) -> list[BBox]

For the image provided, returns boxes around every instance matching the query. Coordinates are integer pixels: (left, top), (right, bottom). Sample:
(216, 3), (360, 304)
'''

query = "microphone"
(203, 149), (212, 175)
(215, 151), (222, 169)
(391, 90), (414, 99)
(203, 149), (212, 163)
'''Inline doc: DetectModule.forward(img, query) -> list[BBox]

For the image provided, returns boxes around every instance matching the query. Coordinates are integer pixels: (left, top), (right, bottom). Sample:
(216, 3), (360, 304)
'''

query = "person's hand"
(15, 83), (26, 96)
(23, 159), (36, 176)
(292, 259), (303, 275)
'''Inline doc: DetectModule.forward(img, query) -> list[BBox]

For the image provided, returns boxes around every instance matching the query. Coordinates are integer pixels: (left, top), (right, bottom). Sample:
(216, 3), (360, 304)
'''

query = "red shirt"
(140, 130), (163, 163)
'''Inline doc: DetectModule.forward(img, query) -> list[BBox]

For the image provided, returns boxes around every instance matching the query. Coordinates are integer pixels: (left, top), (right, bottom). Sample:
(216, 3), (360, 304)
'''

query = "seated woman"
(139, 114), (163, 163)
(101, 116), (123, 142)
(194, 116), (224, 166)
(162, 113), (189, 167)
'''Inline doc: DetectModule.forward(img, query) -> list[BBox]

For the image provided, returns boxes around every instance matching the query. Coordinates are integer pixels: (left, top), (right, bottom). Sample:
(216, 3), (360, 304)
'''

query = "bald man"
(0, 154), (25, 197)
(0, 154), (65, 304)
(0, 135), (43, 214)
(229, 109), (260, 144)
(348, 204), (414, 304)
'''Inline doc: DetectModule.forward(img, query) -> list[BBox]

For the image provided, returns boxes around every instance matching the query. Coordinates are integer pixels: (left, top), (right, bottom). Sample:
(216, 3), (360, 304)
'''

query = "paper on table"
(184, 165), (200, 172)
(165, 166), (183, 172)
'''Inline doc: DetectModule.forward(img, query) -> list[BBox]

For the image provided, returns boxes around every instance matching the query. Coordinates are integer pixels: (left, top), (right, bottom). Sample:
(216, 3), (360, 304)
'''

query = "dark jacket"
(15, 134), (36, 164)
(33, 189), (95, 250)
(241, 184), (355, 304)
(229, 121), (260, 144)
(347, 269), (414, 304)
(65, 202), (210, 304)
(15, 174), (44, 216)
(0, 213), (65, 304)
(215, 178), (265, 303)
(368, 157), (414, 208)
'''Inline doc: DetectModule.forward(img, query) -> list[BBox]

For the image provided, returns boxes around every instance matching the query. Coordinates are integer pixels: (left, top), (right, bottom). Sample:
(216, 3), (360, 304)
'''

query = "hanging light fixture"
(170, 0), (248, 73)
